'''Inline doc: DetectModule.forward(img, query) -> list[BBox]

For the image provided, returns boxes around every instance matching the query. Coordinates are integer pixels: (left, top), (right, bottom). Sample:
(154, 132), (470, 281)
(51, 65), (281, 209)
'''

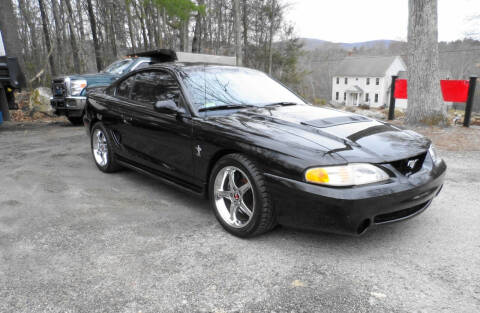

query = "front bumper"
(265, 160), (446, 235)
(50, 96), (86, 117)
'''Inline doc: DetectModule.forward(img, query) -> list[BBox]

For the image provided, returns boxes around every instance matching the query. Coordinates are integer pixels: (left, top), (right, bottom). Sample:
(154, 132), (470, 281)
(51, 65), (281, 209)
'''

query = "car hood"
(55, 73), (118, 86)
(209, 105), (430, 164)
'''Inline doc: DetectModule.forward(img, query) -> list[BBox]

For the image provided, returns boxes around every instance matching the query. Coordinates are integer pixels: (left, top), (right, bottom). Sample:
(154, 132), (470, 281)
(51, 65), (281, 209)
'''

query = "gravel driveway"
(1, 122), (479, 313)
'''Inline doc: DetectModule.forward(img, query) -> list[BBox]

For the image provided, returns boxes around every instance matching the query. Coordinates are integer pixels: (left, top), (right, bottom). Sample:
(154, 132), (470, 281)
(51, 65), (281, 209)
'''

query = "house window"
(344, 77), (348, 84)
(335, 92), (339, 100)
(376, 78), (380, 85)
(344, 92), (346, 101)
(365, 93), (369, 102)
(336, 77), (339, 84)
(375, 93), (379, 103)
(366, 78), (370, 85)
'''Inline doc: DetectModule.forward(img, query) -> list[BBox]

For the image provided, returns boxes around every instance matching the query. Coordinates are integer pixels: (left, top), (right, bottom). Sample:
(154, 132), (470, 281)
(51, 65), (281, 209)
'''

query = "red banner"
(394, 79), (470, 102)
(394, 79), (408, 99)
(440, 80), (470, 102)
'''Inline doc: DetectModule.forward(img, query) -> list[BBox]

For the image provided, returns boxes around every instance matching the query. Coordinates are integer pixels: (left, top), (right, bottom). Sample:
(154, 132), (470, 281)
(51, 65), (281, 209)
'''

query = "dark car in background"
(50, 56), (154, 125)
(0, 30), (25, 124)
(84, 50), (446, 238)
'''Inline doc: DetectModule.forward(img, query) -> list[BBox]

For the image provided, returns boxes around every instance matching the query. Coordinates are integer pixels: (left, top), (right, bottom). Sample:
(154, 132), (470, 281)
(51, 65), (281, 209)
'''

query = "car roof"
(146, 62), (251, 72)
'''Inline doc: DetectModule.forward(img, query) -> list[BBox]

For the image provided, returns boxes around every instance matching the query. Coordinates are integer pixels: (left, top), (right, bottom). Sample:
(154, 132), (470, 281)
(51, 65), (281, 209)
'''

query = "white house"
(331, 55), (406, 108)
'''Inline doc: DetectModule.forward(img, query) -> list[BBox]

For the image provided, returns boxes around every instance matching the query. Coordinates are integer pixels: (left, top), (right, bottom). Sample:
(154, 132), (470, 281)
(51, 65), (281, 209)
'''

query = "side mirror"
(154, 99), (184, 114)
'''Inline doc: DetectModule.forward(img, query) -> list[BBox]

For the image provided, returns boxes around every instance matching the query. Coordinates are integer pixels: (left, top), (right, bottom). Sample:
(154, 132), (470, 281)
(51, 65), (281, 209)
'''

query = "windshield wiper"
(198, 104), (255, 112)
(263, 102), (299, 107)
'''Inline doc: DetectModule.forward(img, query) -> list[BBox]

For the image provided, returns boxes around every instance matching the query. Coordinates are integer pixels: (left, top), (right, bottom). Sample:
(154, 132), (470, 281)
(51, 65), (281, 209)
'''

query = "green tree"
(153, 0), (203, 51)
(272, 26), (306, 93)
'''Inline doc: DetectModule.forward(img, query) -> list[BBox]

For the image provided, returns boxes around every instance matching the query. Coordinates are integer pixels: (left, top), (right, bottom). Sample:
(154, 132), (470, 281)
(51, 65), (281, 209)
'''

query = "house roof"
(334, 56), (400, 77)
(398, 70), (452, 79)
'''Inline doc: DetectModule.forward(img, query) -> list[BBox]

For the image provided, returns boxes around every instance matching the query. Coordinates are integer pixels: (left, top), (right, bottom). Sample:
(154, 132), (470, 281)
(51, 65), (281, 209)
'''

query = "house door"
(352, 93), (358, 106)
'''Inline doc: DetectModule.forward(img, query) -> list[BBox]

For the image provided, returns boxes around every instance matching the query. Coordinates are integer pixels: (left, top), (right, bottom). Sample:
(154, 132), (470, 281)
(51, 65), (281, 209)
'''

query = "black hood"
(209, 105), (430, 164)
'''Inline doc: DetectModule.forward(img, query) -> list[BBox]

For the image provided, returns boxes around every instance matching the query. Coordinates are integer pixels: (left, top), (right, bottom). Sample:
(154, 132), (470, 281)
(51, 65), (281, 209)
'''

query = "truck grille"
(389, 152), (427, 176)
(0, 68), (9, 77)
(52, 81), (66, 98)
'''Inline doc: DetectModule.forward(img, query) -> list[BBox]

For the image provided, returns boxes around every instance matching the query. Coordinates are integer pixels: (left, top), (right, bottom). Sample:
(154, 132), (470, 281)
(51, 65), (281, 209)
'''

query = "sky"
(286, 0), (480, 43)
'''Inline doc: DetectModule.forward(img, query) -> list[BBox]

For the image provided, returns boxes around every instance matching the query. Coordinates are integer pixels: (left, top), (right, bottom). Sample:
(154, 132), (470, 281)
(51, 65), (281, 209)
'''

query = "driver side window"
(130, 70), (182, 110)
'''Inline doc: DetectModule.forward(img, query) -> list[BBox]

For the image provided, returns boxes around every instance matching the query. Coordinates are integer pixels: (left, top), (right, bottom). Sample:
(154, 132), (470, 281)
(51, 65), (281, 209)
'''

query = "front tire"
(90, 123), (121, 173)
(209, 154), (276, 237)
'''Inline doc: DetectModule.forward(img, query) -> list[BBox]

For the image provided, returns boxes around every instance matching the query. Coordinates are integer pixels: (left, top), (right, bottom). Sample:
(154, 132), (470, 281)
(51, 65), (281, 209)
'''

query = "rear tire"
(209, 154), (276, 237)
(68, 115), (84, 126)
(90, 122), (122, 173)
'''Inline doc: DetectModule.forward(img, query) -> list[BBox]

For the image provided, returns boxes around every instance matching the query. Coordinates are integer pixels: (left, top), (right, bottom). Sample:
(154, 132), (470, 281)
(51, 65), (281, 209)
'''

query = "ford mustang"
(84, 57), (446, 237)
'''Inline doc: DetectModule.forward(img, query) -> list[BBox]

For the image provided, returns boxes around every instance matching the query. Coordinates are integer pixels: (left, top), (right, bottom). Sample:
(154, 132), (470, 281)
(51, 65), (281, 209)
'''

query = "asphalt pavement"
(0, 121), (479, 312)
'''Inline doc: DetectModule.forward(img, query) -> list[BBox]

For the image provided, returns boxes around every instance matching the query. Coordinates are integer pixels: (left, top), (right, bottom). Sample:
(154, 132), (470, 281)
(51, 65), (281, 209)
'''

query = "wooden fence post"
(463, 77), (477, 127)
(388, 76), (398, 120)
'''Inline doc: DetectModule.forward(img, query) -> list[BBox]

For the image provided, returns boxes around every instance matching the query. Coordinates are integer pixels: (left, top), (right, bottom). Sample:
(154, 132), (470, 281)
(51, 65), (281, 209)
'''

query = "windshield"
(181, 66), (305, 112)
(103, 59), (134, 75)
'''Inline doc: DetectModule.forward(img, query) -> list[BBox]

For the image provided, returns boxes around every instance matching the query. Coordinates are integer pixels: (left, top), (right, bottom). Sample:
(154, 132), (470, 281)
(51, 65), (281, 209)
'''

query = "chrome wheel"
(92, 129), (108, 167)
(213, 166), (255, 228)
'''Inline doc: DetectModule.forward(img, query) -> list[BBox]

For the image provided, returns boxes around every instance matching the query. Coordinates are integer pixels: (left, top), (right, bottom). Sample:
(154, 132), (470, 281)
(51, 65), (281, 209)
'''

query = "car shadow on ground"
(114, 165), (409, 250)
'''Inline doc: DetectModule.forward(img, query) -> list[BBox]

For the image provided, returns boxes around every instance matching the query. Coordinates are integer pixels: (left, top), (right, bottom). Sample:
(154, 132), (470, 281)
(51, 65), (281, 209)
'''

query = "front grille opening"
(374, 201), (430, 224)
(389, 152), (427, 176)
(357, 219), (371, 235)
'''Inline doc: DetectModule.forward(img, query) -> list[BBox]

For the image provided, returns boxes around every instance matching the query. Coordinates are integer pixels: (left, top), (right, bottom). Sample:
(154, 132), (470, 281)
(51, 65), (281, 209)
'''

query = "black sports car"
(84, 61), (446, 237)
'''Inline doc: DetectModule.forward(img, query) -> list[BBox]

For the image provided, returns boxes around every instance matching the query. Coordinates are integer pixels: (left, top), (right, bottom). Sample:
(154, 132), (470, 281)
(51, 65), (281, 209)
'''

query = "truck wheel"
(0, 86), (10, 122)
(91, 123), (122, 173)
(209, 154), (276, 238)
(68, 115), (84, 126)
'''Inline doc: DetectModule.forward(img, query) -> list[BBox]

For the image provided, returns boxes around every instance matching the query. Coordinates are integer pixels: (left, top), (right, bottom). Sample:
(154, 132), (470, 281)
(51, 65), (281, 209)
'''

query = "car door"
(99, 74), (137, 160)
(119, 69), (197, 187)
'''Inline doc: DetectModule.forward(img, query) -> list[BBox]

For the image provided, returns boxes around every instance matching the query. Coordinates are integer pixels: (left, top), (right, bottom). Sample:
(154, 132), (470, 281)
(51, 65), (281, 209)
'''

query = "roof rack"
(126, 49), (237, 66)
(126, 49), (177, 62)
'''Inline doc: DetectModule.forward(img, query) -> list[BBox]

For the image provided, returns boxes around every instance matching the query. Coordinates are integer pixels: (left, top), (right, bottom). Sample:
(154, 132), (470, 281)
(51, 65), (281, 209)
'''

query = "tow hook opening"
(357, 219), (371, 235)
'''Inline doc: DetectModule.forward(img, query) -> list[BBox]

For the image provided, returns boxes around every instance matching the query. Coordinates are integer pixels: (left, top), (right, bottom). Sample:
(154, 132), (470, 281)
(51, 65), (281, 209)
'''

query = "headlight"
(305, 163), (389, 187)
(428, 144), (441, 165)
(70, 79), (87, 96)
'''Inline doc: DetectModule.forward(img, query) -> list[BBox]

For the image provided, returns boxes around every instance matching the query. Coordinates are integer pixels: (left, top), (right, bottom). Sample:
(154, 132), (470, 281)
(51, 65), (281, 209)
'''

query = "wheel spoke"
(228, 169), (237, 190)
(238, 182), (251, 195)
(216, 190), (231, 200)
(229, 203), (238, 223)
(239, 201), (253, 217)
